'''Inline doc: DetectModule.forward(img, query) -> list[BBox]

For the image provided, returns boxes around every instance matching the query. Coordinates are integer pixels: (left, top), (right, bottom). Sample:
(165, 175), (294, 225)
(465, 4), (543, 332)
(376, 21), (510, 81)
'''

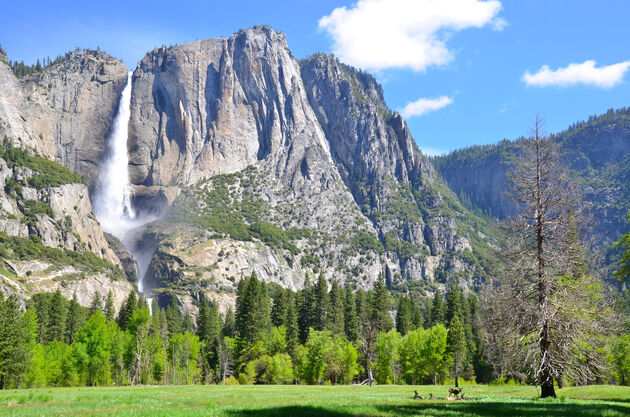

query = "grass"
(0, 384), (629, 416)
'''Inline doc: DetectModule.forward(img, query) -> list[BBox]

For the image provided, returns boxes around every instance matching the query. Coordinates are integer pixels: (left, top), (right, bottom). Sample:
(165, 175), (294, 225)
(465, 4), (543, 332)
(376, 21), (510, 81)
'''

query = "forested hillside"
(434, 108), (630, 270)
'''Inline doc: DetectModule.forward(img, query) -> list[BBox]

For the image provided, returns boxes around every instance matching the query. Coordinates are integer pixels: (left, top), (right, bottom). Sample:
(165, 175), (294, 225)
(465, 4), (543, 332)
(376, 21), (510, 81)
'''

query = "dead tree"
(501, 116), (613, 397)
(360, 320), (376, 387)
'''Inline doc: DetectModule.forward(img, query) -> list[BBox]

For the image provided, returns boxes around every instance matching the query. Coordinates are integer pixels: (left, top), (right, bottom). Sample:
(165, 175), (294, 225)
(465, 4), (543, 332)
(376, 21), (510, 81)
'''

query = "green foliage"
(22, 200), (54, 227)
(0, 294), (37, 389)
(375, 329), (402, 384)
(73, 311), (117, 386)
(614, 212), (630, 284)
(167, 331), (202, 385)
(352, 231), (383, 253)
(170, 173), (305, 254)
(0, 139), (84, 187)
(8, 54), (63, 78)
(266, 353), (294, 384)
(399, 325), (449, 385)
(609, 335), (630, 385)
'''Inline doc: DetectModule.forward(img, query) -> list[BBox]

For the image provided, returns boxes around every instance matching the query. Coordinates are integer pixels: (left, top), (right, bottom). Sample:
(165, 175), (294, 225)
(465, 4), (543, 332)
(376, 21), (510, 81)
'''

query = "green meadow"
(1, 384), (629, 417)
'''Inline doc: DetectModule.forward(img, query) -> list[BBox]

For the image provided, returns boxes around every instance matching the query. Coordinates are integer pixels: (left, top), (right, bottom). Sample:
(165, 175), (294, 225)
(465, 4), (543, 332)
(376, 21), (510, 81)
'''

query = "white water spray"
(94, 71), (154, 298)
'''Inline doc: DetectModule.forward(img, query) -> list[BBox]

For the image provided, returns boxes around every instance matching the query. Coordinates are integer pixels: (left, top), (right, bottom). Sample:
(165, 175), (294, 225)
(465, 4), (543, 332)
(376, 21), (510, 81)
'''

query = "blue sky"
(1, 0), (629, 154)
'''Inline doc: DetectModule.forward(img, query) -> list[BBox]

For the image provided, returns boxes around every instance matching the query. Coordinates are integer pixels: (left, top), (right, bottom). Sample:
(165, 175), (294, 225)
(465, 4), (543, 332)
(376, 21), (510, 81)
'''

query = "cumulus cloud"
(400, 96), (453, 118)
(319, 0), (504, 71)
(522, 60), (630, 88)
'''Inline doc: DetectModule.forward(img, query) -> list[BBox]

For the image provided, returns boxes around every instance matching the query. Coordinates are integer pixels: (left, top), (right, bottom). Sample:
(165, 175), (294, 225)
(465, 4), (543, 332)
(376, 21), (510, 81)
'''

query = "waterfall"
(94, 71), (135, 233)
(94, 71), (153, 297)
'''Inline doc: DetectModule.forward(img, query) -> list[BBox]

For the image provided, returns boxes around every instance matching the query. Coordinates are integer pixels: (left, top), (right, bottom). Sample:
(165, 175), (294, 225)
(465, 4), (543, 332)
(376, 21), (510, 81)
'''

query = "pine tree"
(343, 286), (358, 342)
(89, 292), (103, 317)
(0, 294), (36, 389)
(197, 299), (209, 340)
(395, 296), (414, 336)
(446, 315), (467, 388)
(117, 291), (137, 331)
(297, 276), (316, 343)
(159, 308), (169, 342)
(371, 273), (393, 333)
(183, 312), (194, 332)
(234, 276), (249, 337)
(326, 280), (344, 335)
(445, 285), (463, 326)
(235, 272), (271, 345)
(104, 290), (115, 321)
(204, 302), (222, 380)
(271, 289), (289, 328)
(222, 308), (235, 338)
(411, 299), (423, 330)
(32, 293), (50, 343)
(49, 289), (67, 342)
(426, 290), (445, 328)
(165, 296), (183, 336)
(150, 299), (162, 336)
(64, 292), (83, 344)
(313, 274), (329, 331)
(285, 295), (300, 357)
(137, 296), (149, 311)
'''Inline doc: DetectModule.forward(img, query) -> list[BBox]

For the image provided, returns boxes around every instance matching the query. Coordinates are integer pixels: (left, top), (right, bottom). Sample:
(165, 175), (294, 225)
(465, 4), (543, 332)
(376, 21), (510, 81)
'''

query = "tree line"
(0, 272), (493, 388)
(8, 56), (64, 78)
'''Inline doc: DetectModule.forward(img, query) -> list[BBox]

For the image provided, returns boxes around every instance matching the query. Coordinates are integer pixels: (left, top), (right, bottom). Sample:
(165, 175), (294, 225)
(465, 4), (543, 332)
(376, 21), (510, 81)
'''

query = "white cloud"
(319, 0), (504, 72)
(400, 96), (453, 118)
(491, 17), (508, 31)
(522, 60), (630, 88)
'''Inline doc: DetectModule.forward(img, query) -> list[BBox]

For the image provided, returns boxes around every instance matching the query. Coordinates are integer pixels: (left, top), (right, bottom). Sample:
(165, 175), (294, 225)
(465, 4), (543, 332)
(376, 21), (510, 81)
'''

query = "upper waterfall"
(94, 71), (135, 235)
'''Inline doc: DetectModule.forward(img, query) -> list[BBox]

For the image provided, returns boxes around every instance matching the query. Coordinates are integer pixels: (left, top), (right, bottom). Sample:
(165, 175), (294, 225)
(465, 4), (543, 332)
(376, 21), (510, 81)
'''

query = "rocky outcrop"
(104, 232), (138, 281)
(0, 60), (50, 156)
(0, 155), (120, 265)
(0, 50), (128, 188)
(0, 259), (133, 311)
(433, 140), (519, 219)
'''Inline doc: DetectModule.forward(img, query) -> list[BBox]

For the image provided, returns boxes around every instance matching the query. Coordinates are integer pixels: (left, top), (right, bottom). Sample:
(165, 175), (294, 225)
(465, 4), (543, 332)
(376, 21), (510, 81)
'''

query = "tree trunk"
(536, 135), (556, 399)
(454, 357), (459, 388)
(367, 366), (374, 387)
(539, 318), (556, 398)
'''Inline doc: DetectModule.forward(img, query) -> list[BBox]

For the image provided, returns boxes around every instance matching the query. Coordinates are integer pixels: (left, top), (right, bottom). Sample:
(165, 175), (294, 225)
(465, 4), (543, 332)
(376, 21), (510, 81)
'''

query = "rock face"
(129, 26), (332, 188)
(0, 259), (133, 312)
(300, 54), (481, 283)
(127, 27), (386, 301)
(0, 50), (128, 189)
(123, 27), (493, 310)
